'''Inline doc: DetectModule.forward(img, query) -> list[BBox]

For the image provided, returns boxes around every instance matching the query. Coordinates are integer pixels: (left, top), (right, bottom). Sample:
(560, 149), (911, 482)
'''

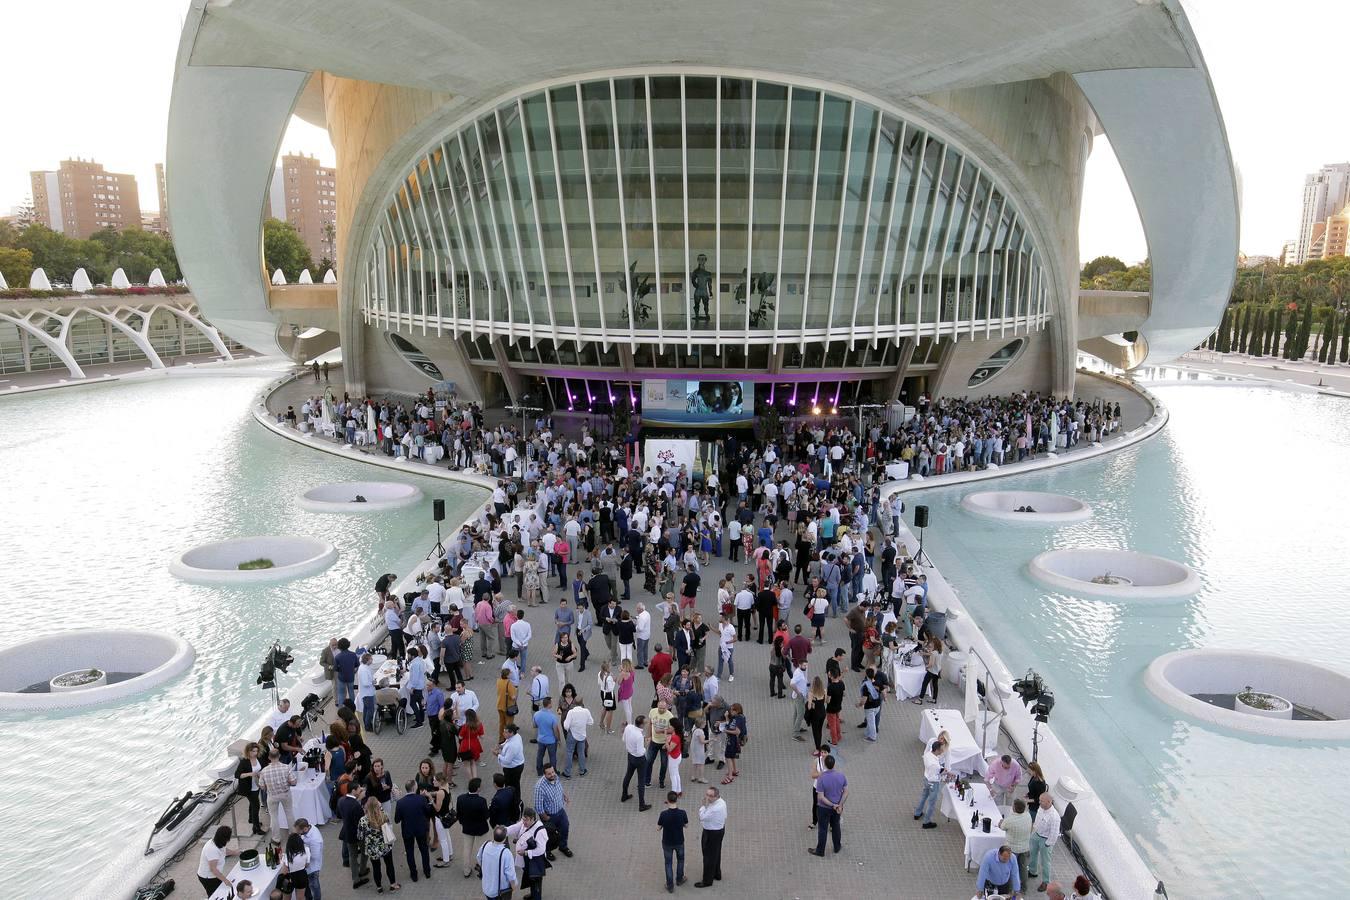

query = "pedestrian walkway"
(161, 532), (1082, 899)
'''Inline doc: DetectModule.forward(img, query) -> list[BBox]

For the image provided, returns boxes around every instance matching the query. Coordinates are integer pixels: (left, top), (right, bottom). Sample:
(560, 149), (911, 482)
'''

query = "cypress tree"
(1340, 312), (1350, 364)
(1266, 309), (1279, 356)
(1284, 307), (1301, 359)
(1249, 311), (1265, 357)
(1319, 310), (1337, 362)
(1295, 304), (1314, 360)
(1215, 309), (1231, 353)
(1236, 306), (1250, 353)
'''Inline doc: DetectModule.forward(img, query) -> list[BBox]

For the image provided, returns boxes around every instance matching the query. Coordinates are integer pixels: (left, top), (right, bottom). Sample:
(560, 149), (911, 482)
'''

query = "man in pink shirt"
(475, 595), (497, 658)
(988, 754), (1023, 808)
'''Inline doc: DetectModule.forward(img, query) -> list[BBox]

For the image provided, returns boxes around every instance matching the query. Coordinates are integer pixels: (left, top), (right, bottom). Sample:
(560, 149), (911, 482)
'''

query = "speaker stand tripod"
(915, 524), (933, 568)
(426, 519), (446, 560)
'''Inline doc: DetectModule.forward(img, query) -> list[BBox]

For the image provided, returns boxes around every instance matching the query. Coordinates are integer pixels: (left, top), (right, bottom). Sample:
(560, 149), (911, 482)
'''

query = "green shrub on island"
(237, 558), (275, 571)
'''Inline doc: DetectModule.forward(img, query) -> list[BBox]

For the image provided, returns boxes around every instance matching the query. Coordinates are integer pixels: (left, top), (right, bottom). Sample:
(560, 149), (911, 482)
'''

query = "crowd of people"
(201, 387), (1114, 899)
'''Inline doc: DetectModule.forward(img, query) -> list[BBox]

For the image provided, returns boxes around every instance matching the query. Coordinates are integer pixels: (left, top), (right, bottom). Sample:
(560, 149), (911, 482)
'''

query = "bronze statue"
(690, 253), (713, 323)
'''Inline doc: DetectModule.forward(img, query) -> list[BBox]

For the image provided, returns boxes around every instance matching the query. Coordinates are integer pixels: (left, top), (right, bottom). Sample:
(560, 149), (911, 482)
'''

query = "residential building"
(1295, 164), (1350, 265)
(1281, 239), (1298, 267)
(267, 153), (337, 265)
(28, 158), (142, 238)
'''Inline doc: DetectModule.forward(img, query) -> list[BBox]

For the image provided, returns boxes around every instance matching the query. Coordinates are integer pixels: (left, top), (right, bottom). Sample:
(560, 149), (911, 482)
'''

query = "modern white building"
(167, 0), (1239, 415)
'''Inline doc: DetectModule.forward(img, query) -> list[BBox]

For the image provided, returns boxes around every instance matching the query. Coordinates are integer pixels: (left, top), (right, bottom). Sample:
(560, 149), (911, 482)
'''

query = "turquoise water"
(916, 382), (1350, 897)
(0, 371), (487, 892)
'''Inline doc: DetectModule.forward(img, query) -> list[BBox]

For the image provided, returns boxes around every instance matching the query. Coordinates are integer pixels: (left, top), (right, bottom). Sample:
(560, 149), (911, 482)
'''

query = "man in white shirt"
(694, 787), (727, 887)
(717, 614), (737, 682)
(266, 699), (292, 733)
(510, 612), (533, 673)
(634, 603), (652, 669)
(296, 819), (324, 898)
(735, 472), (748, 501)
(561, 697), (594, 777)
(451, 682), (480, 728)
(789, 661), (810, 740)
(733, 586), (754, 644)
(913, 738), (948, 827)
(621, 717), (651, 810)
(1028, 794), (1061, 891)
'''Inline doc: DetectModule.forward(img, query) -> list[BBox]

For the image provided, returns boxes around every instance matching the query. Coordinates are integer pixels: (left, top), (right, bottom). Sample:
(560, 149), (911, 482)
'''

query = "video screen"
(643, 380), (754, 425)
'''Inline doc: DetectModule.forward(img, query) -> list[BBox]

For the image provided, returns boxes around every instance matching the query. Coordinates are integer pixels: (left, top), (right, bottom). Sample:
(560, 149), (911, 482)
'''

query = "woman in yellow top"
(496, 666), (518, 743)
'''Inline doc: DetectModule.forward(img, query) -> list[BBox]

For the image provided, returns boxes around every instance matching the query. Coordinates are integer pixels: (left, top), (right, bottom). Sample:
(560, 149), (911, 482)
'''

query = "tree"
(1081, 256), (1127, 280)
(1236, 306), (1250, 353)
(1283, 306), (1300, 359)
(1340, 312), (1350, 364)
(1266, 308), (1279, 356)
(1294, 304), (1314, 360)
(1215, 308), (1231, 353)
(263, 218), (313, 283)
(1319, 310), (1337, 362)
(0, 247), (34, 288)
(1247, 310), (1264, 356)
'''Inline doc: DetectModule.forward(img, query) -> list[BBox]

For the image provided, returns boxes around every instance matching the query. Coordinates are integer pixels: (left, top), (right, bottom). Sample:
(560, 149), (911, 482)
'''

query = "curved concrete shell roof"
(168, 0), (1238, 367)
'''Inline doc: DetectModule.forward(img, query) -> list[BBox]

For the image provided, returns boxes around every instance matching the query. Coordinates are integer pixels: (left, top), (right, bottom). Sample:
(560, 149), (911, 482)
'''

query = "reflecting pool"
(915, 382), (1350, 897)
(0, 370), (488, 891)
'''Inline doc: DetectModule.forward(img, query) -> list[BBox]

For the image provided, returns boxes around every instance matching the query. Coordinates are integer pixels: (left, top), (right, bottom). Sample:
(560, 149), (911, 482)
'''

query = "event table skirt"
(274, 768), (331, 829)
(941, 781), (1006, 869)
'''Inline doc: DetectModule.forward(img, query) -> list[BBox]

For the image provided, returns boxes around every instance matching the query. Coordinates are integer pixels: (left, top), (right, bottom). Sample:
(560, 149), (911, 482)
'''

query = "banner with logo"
(643, 438), (699, 478)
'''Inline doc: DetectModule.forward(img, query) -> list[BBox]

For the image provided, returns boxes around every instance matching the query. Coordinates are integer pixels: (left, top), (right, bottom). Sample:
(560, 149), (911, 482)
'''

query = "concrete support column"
(881, 337), (916, 403)
(490, 338), (523, 404)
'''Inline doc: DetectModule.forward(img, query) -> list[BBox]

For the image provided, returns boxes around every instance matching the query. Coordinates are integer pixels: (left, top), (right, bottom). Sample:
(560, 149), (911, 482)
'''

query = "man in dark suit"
(488, 772), (517, 828)
(337, 784), (370, 888)
(618, 548), (635, 601)
(674, 619), (694, 670)
(395, 779), (435, 882)
(456, 777), (492, 878)
(588, 565), (613, 610)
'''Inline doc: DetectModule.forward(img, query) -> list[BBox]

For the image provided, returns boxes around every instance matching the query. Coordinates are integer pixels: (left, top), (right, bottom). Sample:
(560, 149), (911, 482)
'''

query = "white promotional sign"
(643, 438), (698, 478)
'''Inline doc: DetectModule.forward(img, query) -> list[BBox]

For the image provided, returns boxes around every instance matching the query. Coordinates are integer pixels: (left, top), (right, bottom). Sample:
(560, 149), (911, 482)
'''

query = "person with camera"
(508, 807), (551, 900)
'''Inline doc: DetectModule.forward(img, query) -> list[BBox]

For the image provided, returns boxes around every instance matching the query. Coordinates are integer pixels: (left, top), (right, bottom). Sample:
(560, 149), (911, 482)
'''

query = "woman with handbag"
(233, 742), (266, 836)
(596, 661), (618, 734)
(616, 659), (636, 728)
(430, 772), (455, 868)
(357, 796), (401, 893)
(278, 831), (310, 898)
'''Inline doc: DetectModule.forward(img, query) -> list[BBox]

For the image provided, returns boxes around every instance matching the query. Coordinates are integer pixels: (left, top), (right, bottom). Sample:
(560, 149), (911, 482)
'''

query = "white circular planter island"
(1028, 549), (1200, 600)
(1145, 649), (1350, 739)
(961, 490), (1092, 524)
(170, 535), (338, 585)
(298, 481), (423, 513)
(0, 629), (195, 711)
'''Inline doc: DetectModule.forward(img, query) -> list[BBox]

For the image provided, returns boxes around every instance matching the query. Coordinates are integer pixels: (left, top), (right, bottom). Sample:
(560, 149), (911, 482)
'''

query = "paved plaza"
(163, 527), (1083, 899)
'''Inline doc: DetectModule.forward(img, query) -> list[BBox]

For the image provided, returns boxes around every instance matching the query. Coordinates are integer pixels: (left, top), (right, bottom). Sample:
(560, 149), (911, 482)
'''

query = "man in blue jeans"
(913, 738), (949, 828)
(808, 754), (847, 856)
(533, 696), (562, 775)
(656, 791), (688, 892)
(333, 638), (360, 710)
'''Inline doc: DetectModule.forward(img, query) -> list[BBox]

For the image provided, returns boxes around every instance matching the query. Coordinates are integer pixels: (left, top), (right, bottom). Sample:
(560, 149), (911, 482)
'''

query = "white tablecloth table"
(940, 780), (1006, 870)
(210, 857), (281, 900)
(885, 461), (910, 480)
(423, 444), (444, 463)
(892, 657), (927, 701)
(919, 707), (988, 777)
(274, 768), (331, 829)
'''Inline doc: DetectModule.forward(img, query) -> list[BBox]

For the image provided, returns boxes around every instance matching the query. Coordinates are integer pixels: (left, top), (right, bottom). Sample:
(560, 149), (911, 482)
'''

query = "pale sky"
(3, 0), (1346, 264)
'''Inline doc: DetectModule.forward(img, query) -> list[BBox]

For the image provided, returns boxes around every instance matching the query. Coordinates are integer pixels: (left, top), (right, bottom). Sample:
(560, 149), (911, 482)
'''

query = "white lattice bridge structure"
(0, 288), (238, 379)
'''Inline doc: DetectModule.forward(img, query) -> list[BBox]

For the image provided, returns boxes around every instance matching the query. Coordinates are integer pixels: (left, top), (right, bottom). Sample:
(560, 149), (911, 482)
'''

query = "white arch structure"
(0, 298), (233, 380)
(0, 308), (85, 379)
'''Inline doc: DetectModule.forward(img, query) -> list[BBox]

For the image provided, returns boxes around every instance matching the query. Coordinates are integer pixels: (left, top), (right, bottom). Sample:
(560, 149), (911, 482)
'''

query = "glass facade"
(363, 74), (1049, 348)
